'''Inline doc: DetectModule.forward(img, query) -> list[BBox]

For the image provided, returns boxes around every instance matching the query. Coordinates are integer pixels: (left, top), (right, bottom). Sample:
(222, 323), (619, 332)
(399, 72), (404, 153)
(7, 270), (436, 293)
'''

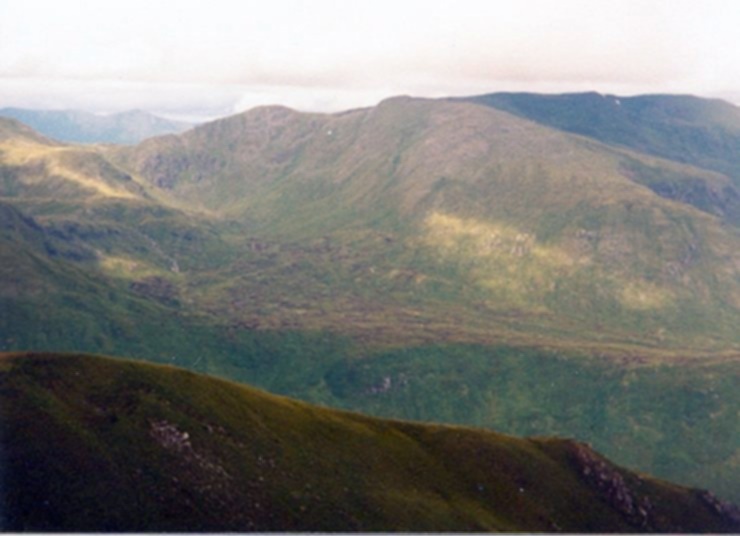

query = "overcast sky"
(1, 0), (740, 120)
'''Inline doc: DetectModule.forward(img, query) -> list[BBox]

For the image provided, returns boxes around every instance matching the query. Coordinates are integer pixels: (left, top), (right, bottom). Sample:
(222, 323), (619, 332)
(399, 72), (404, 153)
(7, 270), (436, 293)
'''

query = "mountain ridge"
(110, 97), (740, 350)
(2, 92), (740, 507)
(458, 91), (740, 186)
(2, 351), (738, 532)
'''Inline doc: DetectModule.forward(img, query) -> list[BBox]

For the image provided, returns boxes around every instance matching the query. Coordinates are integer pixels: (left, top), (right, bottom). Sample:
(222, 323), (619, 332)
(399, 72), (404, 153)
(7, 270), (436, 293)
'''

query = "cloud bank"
(1, 0), (739, 119)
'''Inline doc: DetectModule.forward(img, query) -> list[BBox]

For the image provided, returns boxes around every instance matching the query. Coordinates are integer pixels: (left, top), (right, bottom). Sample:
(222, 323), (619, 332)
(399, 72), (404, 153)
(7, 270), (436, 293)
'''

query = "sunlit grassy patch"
(98, 254), (164, 278)
(619, 280), (673, 310)
(421, 211), (575, 303)
(0, 140), (136, 199)
(422, 211), (574, 265)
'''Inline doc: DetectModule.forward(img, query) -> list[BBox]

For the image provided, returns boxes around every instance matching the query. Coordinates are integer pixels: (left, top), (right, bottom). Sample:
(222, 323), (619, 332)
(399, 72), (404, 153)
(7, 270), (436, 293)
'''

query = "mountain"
(457, 92), (740, 224)
(2, 203), (738, 505)
(0, 116), (58, 145)
(2, 96), (740, 506)
(2, 352), (738, 533)
(114, 97), (740, 351)
(0, 108), (193, 144)
(457, 92), (740, 179)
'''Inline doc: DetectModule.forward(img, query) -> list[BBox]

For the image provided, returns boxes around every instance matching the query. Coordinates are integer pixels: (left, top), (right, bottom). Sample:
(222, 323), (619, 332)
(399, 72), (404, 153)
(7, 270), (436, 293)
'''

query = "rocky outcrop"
(699, 490), (740, 526)
(569, 441), (740, 532)
(570, 442), (653, 529)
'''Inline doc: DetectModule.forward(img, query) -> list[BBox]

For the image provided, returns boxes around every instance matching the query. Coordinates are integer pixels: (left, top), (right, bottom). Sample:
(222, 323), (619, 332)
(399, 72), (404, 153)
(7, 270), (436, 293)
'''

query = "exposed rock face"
(570, 442), (653, 529)
(148, 419), (234, 504)
(699, 490), (740, 526)
(149, 419), (193, 453)
(569, 441), (740, 532)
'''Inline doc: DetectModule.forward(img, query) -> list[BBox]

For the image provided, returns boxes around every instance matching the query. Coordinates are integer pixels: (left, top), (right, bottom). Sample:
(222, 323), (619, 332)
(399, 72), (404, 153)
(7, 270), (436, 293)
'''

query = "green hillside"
(8, 99), (740, 352)
(2, 352), (738, 532)
(114, 97), (740, 350)
(460, 92), (740, 224)
(3, 96), (740, 509)
(298, 344), (740, 504)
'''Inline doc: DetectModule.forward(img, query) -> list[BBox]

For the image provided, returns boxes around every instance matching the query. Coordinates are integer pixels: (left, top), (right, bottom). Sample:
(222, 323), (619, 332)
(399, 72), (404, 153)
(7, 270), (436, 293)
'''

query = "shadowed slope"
(460, 92), (740, 224)
(1, 352), (738, 533)
(459, 92), (740, 178)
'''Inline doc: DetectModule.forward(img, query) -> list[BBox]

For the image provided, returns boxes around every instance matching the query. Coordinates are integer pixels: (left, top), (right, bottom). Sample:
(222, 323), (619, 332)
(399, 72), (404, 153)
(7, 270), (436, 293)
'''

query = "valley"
(2, 92), (740, 525)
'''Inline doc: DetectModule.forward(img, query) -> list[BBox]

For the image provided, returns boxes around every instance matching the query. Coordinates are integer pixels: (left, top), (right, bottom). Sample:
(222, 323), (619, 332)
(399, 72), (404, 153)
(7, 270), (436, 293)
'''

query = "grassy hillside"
(460, 92), (740, 177)
(3, 97), (740, 511)
(9, 102), (740, 352)
(113, 97), (740, 350)
(2, 352), (738, 533)
(303, 344), (740, 504)
(460, 92), (740, 224)
(3, 239), (737, 507)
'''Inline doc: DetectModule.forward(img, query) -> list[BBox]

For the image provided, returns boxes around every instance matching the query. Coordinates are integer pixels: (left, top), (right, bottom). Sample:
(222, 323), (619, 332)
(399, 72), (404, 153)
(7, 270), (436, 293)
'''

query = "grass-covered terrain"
(3, 94), (740, 517)
(111, 97), (740, 350)
(2, 352), (738, 532)
(6, 98), (740, 351)
(461, 92), (740, 224)
(460, 92), (740, 178)
(301, 344), (740, 504)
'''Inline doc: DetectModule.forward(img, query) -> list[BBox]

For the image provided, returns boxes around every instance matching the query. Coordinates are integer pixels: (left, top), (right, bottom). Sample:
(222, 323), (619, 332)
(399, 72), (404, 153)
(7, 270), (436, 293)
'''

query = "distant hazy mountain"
(0, 107), (193, 144)
(3, 352), (738, 532)
(0, 115), (57, 144)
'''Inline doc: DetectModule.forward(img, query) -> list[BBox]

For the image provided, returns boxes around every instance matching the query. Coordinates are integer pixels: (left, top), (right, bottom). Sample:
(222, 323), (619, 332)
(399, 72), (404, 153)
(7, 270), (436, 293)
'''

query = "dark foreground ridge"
(1, 352), (738, 532)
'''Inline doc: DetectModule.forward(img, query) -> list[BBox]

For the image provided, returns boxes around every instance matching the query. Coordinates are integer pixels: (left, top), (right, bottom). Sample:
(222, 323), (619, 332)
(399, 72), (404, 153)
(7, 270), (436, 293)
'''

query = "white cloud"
(1, 0), (740, 118)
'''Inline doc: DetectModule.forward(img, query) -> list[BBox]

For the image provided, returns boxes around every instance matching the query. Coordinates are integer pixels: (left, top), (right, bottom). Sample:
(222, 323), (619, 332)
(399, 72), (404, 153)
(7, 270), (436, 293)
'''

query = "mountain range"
(112, 96), (740, 350)
(458, 92), (740, 189)
(0, 107), (193, 144)
(2, 91), (740, 528)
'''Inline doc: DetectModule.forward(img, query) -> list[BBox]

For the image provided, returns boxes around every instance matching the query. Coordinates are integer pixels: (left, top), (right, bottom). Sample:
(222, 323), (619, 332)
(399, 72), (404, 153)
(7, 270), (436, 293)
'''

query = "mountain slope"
(2, 352), (738, 533)
(2, 204), (737, 506)
(3, 98), (740, 507)
(308, 344), (740, 505)
(0, 108), (192, 144)
(458, 92), (740, 224)
(114, 97), (740, 350)
(0, 124), (147, 205)
(0, 199), (189, 357)
(458, 92), (740, 178)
